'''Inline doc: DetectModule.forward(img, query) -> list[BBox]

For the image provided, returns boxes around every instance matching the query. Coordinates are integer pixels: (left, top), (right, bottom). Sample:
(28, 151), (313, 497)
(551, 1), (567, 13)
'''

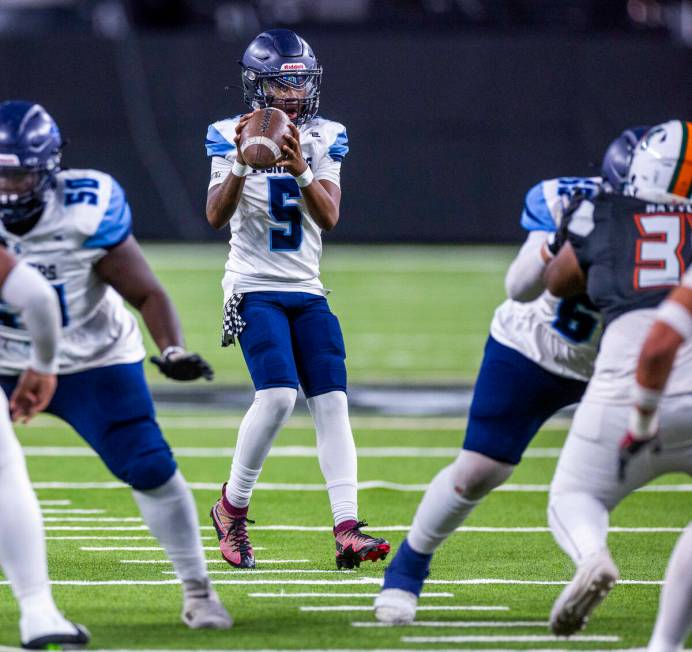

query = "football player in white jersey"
(0, 243), (90, 648)
(543, 120), (692, 642)
(205, 29), (390, 570)
(374, 127), (647, 624)
(619, 270), (692, 652)
(0, 100), (232, 630)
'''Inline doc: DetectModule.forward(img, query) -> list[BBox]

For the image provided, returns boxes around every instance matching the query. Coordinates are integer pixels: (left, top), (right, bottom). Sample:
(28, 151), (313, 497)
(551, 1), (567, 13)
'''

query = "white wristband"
(295, 166), (314, 188)
(232, 159), (252, 178)
(628, 382), (662, 440)
(657, 299), (692, 341)
(162, 345), (185, 359)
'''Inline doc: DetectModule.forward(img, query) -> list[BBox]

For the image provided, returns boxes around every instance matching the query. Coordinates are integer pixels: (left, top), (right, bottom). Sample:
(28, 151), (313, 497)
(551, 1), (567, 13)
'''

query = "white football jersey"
(490, 177), (603, 382)
(205, 115), (348, 301)
(585, 309), (692, 403)
(0, 169), (145, 375)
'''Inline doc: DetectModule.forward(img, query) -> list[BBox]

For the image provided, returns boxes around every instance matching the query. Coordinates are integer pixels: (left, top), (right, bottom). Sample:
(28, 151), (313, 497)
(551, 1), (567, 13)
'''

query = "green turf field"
(138, 244), (515, 385)
(0, 244), (689, 651)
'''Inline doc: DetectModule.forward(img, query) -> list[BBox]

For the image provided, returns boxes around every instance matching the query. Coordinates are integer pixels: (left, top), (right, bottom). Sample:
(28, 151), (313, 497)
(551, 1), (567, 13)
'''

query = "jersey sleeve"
(566, 199), (597, 271)
(520, 181), (558, 232)
(314, 127), (348, 187)
(205, 123), (237, 160)
(82, 177), (132, 250)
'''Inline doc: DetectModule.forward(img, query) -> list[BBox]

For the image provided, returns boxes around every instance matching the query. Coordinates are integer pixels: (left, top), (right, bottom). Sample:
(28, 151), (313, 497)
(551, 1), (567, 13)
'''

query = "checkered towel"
(221, 293), (246, 347)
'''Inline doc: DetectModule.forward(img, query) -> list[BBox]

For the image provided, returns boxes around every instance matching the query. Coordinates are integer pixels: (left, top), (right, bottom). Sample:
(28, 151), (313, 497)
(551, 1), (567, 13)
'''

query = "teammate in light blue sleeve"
(0, 100), (232, 631)
(374, 127), (648, 624)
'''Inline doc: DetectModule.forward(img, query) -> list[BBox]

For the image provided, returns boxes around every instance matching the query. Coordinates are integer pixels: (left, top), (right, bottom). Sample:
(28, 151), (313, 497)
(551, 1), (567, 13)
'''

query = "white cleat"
(550, 550), (619, 636)
(182, 579), (233, 630)
(374, 588), (417, 625)
(20, 611), (90, 649)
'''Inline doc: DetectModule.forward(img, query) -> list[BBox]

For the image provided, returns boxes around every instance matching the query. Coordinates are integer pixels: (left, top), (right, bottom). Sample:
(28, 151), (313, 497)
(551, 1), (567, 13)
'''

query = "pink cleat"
(210, 484), (255, 569)
(334, 520), (390, 569)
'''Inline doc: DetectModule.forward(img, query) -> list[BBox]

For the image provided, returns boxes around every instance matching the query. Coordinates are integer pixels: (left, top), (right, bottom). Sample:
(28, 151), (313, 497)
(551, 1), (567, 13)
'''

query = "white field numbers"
(635, 214), (689, 289)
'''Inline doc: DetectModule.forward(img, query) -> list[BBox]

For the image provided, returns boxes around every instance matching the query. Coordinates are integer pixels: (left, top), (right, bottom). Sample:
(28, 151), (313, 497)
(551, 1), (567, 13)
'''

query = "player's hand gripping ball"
(237, 108), (292, 170)
(150, 349), (214, 382)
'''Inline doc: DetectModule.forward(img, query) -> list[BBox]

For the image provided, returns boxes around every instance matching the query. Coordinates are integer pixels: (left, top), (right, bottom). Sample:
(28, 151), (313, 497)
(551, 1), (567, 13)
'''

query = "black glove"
(150, 347), (214, 382)
(617, 431), (661, 482)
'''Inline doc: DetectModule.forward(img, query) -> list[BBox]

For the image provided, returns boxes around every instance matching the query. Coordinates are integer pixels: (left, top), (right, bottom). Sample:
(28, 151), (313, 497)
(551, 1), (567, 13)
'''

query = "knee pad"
(257, 387), (297, 424)
(451, 450), (514, 501)
(124, 448), (177, 491)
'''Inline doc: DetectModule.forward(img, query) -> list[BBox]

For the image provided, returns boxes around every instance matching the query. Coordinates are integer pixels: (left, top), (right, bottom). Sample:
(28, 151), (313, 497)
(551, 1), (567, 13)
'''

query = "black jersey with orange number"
(566, 193), (692, 328)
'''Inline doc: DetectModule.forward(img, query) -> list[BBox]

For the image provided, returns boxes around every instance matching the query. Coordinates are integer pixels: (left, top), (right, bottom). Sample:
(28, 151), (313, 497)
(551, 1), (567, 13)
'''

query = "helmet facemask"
(242, 67), (322, 126)
(0, 160), (59, 235)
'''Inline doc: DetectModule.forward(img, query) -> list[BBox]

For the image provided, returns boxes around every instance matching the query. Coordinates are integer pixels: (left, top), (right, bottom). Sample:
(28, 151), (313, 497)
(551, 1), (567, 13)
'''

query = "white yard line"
(401, 635), (620, 643)
(120, 559), (303, 564)
(0, 648), (653, 652)
(41, 509), (106, 514)
(38, 500), (71, 505)
(248, 592), (454, 598)
(80, 546), (266, 551)
(352, 620), (549, 628)
(0, 577), (663, 588)
(301, 605), (508, 612)
(42, 517), (142, 522)
(25, 414), (574, 431)
(174, 569), (355, 575)
(0, 647), (653, 652)
(41, 523), (686, 534)
(22, 446), (563, 459)
(31, 481), (692, 492)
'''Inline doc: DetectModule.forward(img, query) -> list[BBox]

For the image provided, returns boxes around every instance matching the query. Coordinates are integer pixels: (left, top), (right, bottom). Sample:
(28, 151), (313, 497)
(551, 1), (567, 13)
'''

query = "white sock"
(307, 391), (358, 526)
(548, 491), (610, 564)
(225, 387), (297, 508)
(648, 523), (692, 652)
(132, 469), (207, 582)
(408, 463), (478, 554)
(0, 411), (66, 639)
(407, 450), (514, 554)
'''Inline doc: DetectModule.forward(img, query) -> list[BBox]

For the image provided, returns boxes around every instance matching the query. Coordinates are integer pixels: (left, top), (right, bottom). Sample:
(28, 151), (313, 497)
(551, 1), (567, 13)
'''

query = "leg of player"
(648, 522), (692, 652)
(211, 292), (299, 568)
(0, 397), (89, 648)
(374, 450), (513, 623)
(292, 294), (390, 569)
(308, 390), (390, 569)
(132, 470), (232, 629)
(375, 336), (586, 624)
(28, 363), (232, 630)
(211, 386), (296, 568)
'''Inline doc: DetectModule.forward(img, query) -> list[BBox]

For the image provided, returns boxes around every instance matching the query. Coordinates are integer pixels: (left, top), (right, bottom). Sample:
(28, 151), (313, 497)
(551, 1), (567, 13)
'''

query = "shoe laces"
(344, 520), (374, 542)
(224, 516), (255, 554)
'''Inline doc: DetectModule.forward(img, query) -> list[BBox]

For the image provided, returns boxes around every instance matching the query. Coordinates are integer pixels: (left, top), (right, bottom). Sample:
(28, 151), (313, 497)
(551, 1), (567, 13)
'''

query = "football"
(239, 108), (291, 170)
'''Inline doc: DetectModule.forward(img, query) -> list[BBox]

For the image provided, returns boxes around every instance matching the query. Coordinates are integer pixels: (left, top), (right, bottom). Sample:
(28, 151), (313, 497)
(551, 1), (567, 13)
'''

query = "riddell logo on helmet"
(280, 63), (306, 71)
(0, 154), (20, 166)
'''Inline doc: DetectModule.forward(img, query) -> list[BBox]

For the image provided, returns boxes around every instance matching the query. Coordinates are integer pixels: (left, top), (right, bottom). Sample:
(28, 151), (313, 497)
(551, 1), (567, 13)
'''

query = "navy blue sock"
(382, 538), (432, 596)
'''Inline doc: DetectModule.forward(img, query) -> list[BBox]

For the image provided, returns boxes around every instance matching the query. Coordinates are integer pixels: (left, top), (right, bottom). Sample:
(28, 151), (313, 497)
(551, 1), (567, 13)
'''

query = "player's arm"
(206, 111), (257, 230)
(95, 236), (213, 381)
(0, 250), (61, 422)
(543, 241), (586, 297)
(619, 283), (692, 478)
(278, 123), (340, 231)
(504, 231), (553, 302)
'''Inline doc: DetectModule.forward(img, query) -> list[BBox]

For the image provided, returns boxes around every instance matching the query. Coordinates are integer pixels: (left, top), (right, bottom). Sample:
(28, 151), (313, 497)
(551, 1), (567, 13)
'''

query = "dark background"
(1, 1), (690, 242)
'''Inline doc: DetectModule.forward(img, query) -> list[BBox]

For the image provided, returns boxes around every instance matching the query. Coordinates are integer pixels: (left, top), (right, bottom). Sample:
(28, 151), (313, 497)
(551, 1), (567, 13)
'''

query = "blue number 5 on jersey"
(268, 177), (302, 252)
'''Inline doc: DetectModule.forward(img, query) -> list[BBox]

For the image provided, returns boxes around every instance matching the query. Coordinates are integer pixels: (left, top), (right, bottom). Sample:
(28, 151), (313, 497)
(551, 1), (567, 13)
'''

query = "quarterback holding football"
(205, 29), (390, 570)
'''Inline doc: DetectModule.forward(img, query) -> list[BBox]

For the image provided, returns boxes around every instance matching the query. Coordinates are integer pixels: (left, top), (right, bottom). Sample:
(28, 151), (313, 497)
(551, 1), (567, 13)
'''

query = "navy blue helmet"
(0, 100), (62, 231)
(239, 29), (322, 126)
(601, 126), (649, 192)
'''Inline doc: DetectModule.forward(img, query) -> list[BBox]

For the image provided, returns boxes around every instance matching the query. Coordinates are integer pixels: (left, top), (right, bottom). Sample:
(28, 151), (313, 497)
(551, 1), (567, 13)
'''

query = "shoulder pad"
(57, 170), (132, 249)
(206, 117), (240, 159)
(308, 117), (348, 162)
